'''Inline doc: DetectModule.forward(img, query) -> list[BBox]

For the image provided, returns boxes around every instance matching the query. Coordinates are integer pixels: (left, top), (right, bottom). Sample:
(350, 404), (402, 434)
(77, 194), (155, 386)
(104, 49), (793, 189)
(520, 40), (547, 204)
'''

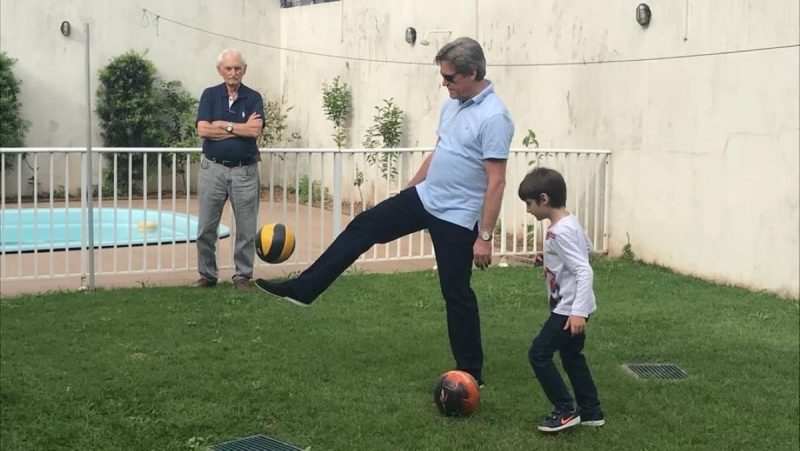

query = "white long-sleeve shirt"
(542, 214), (596, 317)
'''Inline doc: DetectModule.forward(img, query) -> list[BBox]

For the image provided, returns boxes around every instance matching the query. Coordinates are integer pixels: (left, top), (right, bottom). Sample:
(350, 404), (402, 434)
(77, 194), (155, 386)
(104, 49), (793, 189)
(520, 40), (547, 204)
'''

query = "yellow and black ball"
(255, 223), (296, 264)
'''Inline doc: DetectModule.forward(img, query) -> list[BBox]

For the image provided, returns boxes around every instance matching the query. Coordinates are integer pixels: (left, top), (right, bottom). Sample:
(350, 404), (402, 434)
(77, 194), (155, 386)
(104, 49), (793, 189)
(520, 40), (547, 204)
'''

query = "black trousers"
(528, 313), (601, 412)
(293, 187), (483, 379)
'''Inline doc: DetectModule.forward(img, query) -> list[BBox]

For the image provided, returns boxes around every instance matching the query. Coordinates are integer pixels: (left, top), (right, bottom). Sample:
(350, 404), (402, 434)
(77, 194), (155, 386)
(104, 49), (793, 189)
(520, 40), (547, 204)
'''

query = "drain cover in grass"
(622, 363), (688, 380)
(210, 434), (305, 451)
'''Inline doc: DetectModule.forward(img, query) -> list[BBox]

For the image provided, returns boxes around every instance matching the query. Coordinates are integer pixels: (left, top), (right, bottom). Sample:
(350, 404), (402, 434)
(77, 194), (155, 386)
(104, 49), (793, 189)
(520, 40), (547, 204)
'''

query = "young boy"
(518, 167), (604, 433)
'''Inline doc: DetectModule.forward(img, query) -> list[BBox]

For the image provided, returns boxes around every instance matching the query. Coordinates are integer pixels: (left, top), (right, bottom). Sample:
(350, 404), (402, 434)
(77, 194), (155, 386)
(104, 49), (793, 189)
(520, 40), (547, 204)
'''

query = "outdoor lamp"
(636, 4), (652, 27)
(60, 20), (71, 37)
(405, 27), (417, 45)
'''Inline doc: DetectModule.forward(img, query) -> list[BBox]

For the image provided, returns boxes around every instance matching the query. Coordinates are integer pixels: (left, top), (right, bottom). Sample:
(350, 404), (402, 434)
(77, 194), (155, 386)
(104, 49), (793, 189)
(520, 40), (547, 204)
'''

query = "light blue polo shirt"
(416, 81), (514, 230)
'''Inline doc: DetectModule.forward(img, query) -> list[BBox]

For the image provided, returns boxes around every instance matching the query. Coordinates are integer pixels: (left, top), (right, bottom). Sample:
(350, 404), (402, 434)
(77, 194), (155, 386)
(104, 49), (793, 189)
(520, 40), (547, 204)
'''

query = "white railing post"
(332, 150), (342, 238)
(602, 154), (611, 253)
(0, 147), (610, 288)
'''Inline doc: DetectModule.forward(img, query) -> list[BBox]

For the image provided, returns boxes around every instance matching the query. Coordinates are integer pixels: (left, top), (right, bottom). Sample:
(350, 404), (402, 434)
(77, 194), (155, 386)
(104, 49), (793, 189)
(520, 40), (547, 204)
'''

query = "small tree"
(96, 50), (198, 194)
(362, 98), (403, 181)
(321, 76), (351, 205)
(0, 52), (31, 169)
(321, 76), (351, 149)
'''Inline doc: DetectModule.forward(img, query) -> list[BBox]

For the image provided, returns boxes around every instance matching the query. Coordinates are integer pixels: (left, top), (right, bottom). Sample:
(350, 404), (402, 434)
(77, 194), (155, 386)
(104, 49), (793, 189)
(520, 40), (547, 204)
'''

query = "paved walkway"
(0, 199), (436, 297)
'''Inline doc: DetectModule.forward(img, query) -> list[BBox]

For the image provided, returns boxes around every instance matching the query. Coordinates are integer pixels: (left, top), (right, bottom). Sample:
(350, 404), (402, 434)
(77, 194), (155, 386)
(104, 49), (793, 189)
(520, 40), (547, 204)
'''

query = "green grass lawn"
(1, 259), (798, 450)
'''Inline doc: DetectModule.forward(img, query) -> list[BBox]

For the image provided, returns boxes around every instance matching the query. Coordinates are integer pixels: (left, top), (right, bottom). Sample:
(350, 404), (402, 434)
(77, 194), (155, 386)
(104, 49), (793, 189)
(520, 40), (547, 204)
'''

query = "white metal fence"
(0, 147), (610, 286)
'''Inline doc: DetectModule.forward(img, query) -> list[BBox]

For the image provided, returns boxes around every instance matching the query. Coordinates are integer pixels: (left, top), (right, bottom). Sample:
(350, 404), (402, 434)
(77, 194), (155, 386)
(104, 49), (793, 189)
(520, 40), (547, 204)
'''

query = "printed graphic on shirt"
(544, 266), (562, 310)
(544, 230), (562, 309)
(540, 215), (596, 317)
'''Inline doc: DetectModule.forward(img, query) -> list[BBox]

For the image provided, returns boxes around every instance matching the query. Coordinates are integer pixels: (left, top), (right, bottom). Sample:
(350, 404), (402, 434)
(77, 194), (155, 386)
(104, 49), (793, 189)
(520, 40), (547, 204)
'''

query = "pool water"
(0, 208), (230, 253)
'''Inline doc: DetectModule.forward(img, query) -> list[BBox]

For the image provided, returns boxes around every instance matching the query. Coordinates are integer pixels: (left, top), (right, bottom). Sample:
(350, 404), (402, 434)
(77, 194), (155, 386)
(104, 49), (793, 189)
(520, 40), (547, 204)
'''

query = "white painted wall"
(0, 0), (281, 197)
(276, 0), (799, 298)
(0, 0), (281, 146)
(2, 0), (798, 298)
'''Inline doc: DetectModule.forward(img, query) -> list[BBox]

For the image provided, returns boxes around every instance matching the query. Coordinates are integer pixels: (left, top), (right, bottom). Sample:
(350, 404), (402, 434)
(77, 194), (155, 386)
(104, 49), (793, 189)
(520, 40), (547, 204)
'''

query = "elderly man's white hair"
(217, 49), (247, 67)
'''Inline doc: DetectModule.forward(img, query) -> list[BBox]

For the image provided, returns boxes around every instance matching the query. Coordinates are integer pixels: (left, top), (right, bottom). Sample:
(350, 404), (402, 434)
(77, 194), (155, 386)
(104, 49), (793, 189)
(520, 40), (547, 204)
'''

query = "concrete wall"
(0, 0), (281, 146)
(276, 0), (799, 298)
(2, 0), (798, 298)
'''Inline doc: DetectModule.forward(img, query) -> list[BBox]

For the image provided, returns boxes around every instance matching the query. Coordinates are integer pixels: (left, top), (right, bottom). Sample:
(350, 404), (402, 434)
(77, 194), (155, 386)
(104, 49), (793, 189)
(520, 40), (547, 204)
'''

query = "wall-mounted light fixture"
(419, 30), (452, 46)
(60, 20), (71, 37)
(636, 3), (652, 27)
(405, 27), (417, 45)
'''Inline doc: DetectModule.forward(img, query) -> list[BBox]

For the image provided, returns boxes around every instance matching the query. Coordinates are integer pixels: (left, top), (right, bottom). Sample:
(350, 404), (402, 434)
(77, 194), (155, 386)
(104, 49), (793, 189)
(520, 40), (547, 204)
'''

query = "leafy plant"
(522, 129), (553, 166)
(522, 129), (539, 149)
(321, 76), (351, 149)
(297, 174), (328, 205)
(258, 98), (302, 148)
(362, 98), (403, 182)
(353, 168), (365, 205)
(621, 232), (636, 261)
(0, 51), (31, 169)
(96, 50), (199, 195)
(156, 79), (202, 190)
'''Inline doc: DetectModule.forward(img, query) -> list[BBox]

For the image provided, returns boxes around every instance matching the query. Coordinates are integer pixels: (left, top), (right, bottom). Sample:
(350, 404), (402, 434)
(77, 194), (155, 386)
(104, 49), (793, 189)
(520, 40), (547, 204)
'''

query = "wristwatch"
(225, 122), (234, 134)
(479, 231), (492, 241)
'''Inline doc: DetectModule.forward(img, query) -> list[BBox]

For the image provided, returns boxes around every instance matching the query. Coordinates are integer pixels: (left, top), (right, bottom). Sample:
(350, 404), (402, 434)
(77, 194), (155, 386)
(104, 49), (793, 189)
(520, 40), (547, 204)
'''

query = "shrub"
(96, 50), (198, 194)
(258, 98), (301, 148)
(0, 52), (30, 167)
(297, 174), (327, 205)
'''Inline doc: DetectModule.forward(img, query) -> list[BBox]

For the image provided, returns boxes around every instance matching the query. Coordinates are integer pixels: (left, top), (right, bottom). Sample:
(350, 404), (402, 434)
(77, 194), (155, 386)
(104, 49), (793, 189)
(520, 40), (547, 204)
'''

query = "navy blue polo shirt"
(196, 82), (265, 162)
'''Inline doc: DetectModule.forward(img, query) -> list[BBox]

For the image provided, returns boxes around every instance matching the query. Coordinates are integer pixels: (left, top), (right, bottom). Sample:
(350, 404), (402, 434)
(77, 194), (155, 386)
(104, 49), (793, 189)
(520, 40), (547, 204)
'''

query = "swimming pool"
(0, 208), (230, 253)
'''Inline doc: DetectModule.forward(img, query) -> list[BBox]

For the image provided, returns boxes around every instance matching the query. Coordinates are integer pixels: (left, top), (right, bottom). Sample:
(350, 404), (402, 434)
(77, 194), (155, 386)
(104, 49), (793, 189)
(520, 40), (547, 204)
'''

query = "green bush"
(0, 52), (30, 165)
(96, 50), (199, 194)
(362, 98), (403, 181)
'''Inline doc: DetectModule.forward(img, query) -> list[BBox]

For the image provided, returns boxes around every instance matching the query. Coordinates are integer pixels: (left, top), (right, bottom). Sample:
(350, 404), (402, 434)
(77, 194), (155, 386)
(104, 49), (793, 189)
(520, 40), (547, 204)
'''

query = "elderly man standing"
(193, 49), (265, 292)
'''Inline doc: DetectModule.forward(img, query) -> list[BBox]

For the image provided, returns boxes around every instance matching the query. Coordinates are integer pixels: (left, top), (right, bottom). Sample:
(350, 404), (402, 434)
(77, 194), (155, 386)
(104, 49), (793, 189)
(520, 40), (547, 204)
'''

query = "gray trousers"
(196, 157), (260, 282)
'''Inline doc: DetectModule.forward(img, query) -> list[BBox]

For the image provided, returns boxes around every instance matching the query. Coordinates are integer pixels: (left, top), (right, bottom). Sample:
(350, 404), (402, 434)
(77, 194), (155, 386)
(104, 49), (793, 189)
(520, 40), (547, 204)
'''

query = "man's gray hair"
(434, 37), (486, 81)
(217, 49), (247, 67)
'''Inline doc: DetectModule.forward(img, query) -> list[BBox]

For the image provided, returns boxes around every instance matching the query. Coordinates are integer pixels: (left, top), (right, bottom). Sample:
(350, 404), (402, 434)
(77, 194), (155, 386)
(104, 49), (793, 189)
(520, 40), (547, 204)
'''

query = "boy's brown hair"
(517, 167), (567, 208)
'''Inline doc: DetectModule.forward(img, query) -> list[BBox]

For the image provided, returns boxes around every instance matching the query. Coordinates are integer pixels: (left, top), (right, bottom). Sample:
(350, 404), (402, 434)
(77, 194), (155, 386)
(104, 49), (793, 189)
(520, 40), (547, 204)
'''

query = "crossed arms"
(197, 112), (263, 141)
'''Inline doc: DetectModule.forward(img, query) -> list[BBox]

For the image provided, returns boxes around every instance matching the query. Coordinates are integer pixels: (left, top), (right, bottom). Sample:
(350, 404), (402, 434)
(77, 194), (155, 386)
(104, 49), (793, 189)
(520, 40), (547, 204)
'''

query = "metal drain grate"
(623, 363), (688, 380)
(210, 434), (304, 451)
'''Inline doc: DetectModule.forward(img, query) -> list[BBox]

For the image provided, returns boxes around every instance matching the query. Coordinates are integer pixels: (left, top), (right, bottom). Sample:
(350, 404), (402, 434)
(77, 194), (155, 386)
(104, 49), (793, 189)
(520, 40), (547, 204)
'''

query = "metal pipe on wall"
(84, 22), (95, 290)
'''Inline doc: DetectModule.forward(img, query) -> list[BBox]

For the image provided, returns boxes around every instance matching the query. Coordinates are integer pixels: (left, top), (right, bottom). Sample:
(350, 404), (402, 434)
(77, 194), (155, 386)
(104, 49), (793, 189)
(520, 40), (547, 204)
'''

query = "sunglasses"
(441, 71), (459, 83)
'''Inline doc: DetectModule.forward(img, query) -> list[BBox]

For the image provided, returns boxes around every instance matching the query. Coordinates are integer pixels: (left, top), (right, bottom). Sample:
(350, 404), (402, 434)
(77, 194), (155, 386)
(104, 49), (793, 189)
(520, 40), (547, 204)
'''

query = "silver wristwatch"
(479, 231), (492, 241)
